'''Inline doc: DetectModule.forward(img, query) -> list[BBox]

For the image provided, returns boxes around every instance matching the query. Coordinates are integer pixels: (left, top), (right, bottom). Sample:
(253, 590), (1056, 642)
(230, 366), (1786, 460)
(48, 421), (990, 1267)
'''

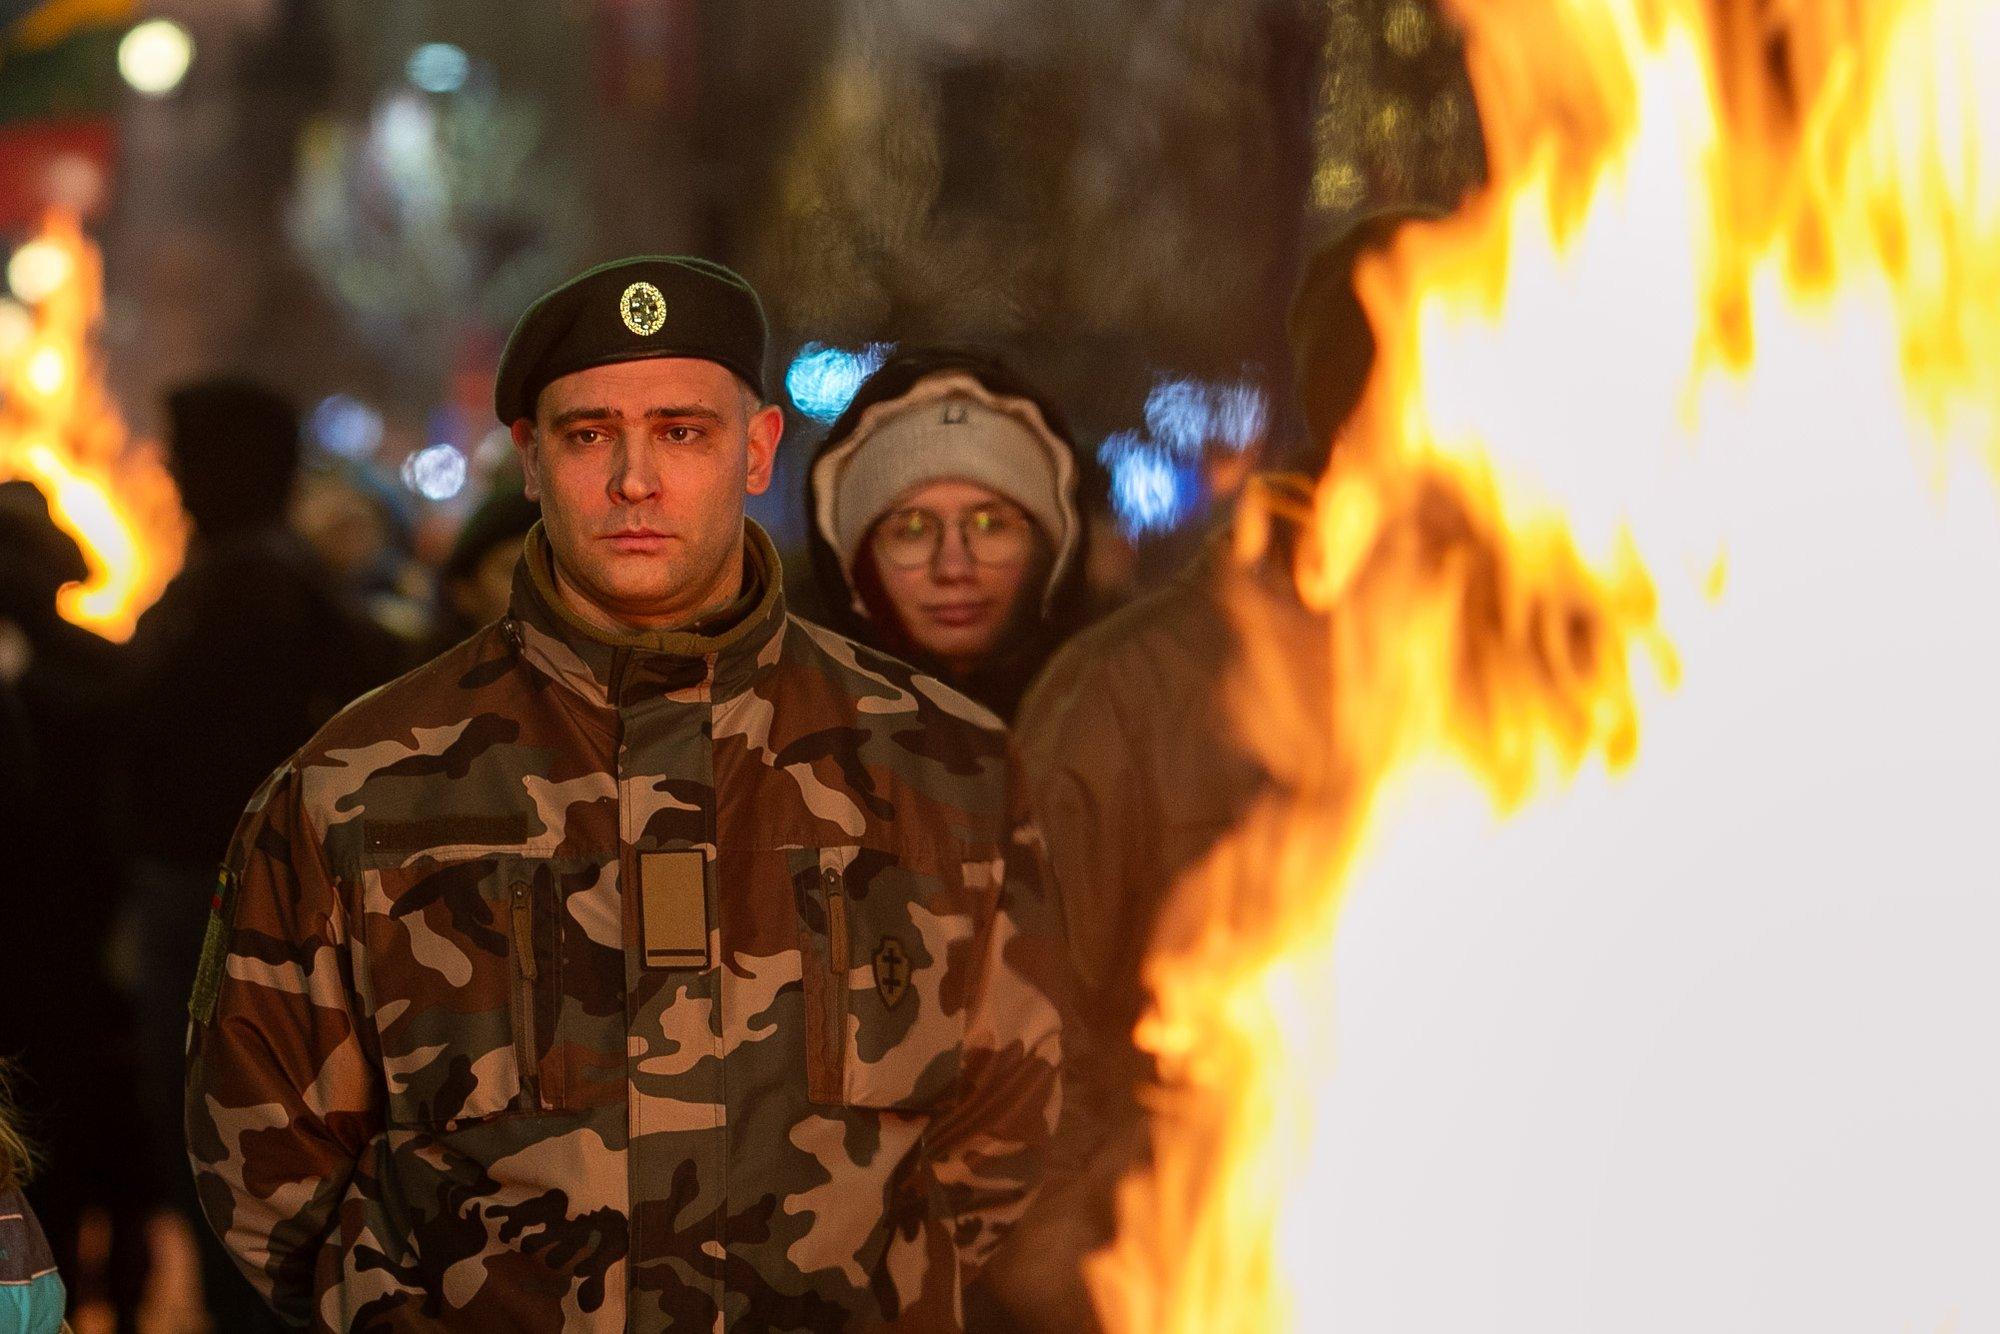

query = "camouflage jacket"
(185, 521), (1068, 1332)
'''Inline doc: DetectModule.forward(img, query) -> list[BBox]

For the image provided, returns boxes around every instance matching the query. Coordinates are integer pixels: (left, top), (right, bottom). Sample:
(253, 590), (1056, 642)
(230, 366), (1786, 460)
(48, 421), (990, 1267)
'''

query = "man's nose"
(610, 442), (661, 503)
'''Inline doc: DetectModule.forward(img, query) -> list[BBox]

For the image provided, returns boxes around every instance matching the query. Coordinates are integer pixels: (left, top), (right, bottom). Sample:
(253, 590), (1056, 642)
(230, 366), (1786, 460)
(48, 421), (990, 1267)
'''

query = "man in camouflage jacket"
(185, 257), (1068, 1330)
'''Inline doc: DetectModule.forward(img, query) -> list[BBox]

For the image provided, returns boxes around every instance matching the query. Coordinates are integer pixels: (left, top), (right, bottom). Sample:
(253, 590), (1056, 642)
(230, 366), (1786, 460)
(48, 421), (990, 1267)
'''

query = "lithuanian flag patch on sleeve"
(188, 868), (238, 1026)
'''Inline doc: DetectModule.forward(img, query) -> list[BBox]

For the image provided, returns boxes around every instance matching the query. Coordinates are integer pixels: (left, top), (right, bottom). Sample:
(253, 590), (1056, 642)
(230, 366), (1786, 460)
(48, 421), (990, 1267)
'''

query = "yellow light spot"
(1311, 157), (1365, 212)
(26, 346), (67, 396)
(7, 239), (72, 304)
(1382, 0), (1433, 58)
(118, 19), (195, 97)
(1365, 100), (1409, 149)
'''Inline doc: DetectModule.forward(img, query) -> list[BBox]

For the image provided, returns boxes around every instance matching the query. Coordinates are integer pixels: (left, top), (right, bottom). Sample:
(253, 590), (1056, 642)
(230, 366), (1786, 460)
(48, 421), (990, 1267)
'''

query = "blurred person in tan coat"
(986, 212), (1416, 1331)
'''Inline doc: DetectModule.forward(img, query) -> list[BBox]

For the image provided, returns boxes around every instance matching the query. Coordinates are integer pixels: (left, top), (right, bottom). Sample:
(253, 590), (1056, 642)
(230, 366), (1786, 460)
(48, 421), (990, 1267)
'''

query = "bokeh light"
(786, 342), (892, 422)
(407, 43), (471, 95)
(309, 395), (386, 460)
(473, 425), (515, 470)
(373, 92), (441, 179)
(26, 346), (68, 397)
(118, 19), (195, 97)
(0, 298), (34, 359)
(401, 442), (468, 501)
(1101, 430), (1195, 538)
(7, 240), (73, 304)
(1209, 379), (1270, 452)
(1144, 374), (1271, 456)
(1145, 377), (1215, 454)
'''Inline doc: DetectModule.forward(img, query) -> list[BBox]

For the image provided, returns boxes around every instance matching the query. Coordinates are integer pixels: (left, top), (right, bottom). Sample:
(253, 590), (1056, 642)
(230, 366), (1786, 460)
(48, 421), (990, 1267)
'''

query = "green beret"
(494, 255), (769, 424)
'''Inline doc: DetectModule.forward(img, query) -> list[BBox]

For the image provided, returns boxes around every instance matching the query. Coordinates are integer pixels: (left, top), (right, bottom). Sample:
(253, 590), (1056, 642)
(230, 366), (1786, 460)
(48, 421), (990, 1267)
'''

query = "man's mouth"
(603, 528), (670, 551)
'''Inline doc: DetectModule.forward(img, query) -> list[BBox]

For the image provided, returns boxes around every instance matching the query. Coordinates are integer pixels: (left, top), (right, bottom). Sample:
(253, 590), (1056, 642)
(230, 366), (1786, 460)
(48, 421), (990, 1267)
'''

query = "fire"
(1093, 1), (2000, 1330)
(1, 211), (184, 641)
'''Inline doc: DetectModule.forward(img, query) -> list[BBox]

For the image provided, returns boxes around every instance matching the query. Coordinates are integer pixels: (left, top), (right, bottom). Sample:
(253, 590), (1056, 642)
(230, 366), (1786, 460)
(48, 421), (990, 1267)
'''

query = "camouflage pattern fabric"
(185, 519), (1068, 1331)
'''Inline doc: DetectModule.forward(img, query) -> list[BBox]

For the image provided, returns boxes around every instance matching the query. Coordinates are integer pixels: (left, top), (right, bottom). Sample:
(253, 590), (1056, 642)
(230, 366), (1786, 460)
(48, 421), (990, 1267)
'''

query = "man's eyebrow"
(549, 406), (618, 430)
(643, 405), (727, 424)
(547, 404), (728, 430)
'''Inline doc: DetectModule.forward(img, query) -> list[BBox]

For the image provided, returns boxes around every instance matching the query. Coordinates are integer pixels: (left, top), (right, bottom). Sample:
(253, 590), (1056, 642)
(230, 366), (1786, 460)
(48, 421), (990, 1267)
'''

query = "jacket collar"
(504, 518), (787, 710)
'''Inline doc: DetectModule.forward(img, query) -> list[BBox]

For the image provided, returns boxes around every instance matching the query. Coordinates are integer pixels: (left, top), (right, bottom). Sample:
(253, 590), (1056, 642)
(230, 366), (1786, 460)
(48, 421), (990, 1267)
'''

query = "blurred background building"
(7, 0), (1483, 593)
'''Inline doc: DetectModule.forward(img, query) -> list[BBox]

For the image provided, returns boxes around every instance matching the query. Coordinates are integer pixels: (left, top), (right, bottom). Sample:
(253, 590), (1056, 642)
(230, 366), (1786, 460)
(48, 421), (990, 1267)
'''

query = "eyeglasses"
(869, 501), (1035, 570)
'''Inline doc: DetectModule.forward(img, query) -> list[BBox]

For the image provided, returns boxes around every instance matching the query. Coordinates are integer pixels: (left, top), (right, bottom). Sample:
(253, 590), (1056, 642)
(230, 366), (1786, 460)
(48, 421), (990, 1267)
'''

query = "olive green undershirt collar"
(523, 517), (782, 659)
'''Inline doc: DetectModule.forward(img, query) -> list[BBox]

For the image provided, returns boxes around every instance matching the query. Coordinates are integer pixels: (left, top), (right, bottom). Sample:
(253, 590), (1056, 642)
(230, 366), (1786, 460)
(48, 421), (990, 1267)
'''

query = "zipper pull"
(511, 882), (537, 981)
(509, 878), (543, 1108)
(822, 862), (847, 1049)
(806, 861), (849, 1104)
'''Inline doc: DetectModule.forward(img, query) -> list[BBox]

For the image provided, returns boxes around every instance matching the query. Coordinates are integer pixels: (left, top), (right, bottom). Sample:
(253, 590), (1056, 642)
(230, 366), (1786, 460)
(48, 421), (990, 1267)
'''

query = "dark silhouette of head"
(164, 377), (301, 536)
(0, 480), (88, 623)
(1287, 207), (1441, 473)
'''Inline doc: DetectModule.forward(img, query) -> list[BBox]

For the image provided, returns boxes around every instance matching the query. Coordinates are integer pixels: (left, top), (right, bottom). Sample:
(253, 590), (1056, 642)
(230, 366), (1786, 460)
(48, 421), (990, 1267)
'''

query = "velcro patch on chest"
(640, 850), (709, 968)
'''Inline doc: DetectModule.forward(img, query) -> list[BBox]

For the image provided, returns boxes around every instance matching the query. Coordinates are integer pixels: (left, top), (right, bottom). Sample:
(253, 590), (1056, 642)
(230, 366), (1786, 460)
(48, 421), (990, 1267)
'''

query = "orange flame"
(1093, 1), (2000, 1329)
(1, 211), (185, 641)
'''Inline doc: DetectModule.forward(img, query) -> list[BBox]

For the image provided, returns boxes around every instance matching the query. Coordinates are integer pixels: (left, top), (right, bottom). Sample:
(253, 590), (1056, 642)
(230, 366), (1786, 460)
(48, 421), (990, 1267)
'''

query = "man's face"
(512, 357), (781, 632)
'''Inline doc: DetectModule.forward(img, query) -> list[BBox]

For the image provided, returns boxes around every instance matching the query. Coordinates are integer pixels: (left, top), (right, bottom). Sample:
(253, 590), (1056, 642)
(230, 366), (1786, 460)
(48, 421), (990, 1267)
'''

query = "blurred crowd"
(0, 209), (1398, 1332)
(0, 379), (556, 1331)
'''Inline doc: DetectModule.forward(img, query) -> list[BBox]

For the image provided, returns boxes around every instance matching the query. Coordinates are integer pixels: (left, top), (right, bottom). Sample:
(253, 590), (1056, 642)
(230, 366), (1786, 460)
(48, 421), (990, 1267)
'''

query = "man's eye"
(664, 426), (701, 444)
(570, 428), (605, 446)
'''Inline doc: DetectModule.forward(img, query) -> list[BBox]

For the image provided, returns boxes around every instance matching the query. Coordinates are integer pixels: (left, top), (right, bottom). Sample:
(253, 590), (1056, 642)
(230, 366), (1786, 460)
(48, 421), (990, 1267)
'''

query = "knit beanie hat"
(812, 372), (1078, 614)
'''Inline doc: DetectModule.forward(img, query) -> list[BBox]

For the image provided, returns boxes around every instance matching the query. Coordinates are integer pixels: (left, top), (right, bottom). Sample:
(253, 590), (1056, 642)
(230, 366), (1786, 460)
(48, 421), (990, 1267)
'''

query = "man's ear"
(511, 418), (542, 502)
(744, 403), (783, 497)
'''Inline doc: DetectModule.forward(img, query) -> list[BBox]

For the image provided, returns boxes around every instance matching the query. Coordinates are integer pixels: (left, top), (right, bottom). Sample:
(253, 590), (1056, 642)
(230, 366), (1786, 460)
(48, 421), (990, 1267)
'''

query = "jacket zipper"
(511, 879), (540, 1108)
(608, 646), (631, 709)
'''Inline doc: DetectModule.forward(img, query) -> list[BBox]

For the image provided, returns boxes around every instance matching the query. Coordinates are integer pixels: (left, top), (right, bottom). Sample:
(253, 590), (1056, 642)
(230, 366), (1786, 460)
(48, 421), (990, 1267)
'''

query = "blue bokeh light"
(1144, 375), (1270, 456)
(309, 394), (385, 460)
(401, 443), (468, 502)
(1209, 380), (1270, 452)
(1100, 431), (1194, 539)
(407, 42), (470, 95)
(1143, 377), (1213, 455)
(786, 342), (892, 423)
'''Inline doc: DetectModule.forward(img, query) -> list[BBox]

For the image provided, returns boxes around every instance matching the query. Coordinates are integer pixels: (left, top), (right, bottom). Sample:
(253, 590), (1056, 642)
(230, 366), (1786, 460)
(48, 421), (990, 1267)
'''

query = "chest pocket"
(794, 845), (986, 1111)
(358, 848), (614, 1128)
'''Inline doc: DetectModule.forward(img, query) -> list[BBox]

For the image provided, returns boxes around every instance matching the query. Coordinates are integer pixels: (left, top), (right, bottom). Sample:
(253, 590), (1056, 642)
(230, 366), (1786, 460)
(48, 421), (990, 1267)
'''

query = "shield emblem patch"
(873, 935), (911, 1009)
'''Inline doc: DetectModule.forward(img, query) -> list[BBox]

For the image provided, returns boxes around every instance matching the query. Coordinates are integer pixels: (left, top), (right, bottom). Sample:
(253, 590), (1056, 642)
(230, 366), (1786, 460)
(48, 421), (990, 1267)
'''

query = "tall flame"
(1094, 1), (2000, 1329)
(0, 211), (184, 641)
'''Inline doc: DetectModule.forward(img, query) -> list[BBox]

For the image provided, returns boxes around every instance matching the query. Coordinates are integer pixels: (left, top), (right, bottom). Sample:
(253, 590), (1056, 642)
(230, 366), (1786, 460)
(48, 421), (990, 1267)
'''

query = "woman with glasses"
(806, 347), (1088, 721)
